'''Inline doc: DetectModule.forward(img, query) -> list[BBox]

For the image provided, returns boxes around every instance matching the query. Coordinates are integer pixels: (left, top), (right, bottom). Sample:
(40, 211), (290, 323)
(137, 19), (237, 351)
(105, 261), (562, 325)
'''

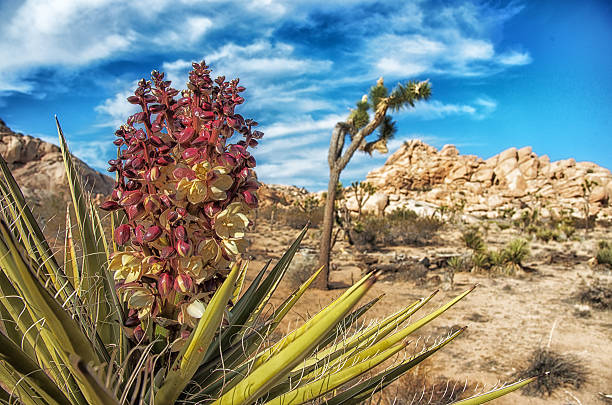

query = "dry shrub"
(577, 278), (611, 310)
(286, 248), (318, 287)
(387, 365), (475, 404)
(257, 204), (324, 229)
(351, 211), (443, 249)
(514, 348), (587, 397)
(596, 240), (612, 267)
(279, 206), (324, 229)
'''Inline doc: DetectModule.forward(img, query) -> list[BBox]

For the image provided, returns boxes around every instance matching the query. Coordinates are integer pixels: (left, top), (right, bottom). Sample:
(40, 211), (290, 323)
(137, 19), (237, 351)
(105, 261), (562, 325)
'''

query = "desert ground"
(244, 216), (612, 405)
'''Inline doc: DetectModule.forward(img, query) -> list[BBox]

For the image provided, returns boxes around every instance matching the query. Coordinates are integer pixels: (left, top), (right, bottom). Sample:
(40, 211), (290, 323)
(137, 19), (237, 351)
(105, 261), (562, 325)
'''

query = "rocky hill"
(0, 119), (114, 209)
(359, 140), (612, 219)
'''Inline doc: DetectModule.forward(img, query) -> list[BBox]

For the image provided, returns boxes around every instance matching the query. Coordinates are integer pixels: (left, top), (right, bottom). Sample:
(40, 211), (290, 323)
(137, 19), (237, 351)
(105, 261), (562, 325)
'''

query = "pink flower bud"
(133, 325), (145, 341)
(156, 156), (174, 166)
(127, 95), (140, 104)
(126, 204), (144, 220)
(182, 148), (200, 162)
(144, 225), (163, 242)
(242, 191), (258, 208)
(149, 135), (164, 147)
(174, 225), (187, 241)
(158, 273), (173, 298)
(133, 225), (145, 245)
(174, 274), (193, 293)
(203, 202), (221, 217)
(114, 224), (131, 245)
(146, 166), (160, 182)
(160, 194), (172, 207)
(143, 195), (160, 213)
(176, 240), (192, 257)
(177, 127), (195, 144)
(99, 200), (120, 211)
(160, 246), (176, 259)
(173, 167), (196, 180)
(120, 191), (144, 206)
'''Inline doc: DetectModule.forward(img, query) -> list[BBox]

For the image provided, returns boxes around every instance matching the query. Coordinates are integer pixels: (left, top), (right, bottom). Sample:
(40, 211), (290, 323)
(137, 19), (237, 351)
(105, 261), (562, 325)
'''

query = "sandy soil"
(246, 220), (612, 405)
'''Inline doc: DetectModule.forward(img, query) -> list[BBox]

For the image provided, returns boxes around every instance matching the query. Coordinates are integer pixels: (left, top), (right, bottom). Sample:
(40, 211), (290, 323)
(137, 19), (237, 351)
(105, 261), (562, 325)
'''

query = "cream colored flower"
(126, 287), (155, 318)
(176, 162), (233, 204)
(109, 252), (142, 283)
(215, 202), (250, 240)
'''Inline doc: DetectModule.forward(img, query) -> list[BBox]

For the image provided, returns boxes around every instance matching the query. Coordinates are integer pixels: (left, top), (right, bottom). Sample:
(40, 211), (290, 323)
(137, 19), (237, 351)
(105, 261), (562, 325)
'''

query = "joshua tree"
(316, 77), (431, 289)
(294, 194), (320, 217)
(349, 181), (377, 218)
(581, 178), (598, 233)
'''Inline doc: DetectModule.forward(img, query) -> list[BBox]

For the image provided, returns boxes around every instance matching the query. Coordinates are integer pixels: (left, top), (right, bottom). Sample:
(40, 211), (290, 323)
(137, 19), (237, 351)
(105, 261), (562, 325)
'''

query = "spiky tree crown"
(348, 78), (431, 155)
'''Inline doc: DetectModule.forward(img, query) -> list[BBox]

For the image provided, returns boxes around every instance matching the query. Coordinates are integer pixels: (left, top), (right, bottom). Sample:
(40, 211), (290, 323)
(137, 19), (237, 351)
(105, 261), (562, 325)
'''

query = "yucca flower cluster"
(100, 61), (261, 335)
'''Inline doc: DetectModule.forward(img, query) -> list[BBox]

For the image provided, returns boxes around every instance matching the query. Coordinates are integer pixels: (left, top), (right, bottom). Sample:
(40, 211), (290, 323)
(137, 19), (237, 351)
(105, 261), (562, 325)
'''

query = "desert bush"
(503, 238), (530, 268)
(470, 239), (530, 274)
(286, 248), (319, 287)
(596, 240), (612, 267)
(472, 251), (492, 271)
(461, 227), (485, 253)
(515, 348), (587, 397)
(534, 227), (559, 242)
(387, 206), (418, 221)
(391, 365), (475, 404)
(577, 278), (611, 310)
(277, 205), (324, 229)
(351, 212), (443, 248)
(496, 221), (511, 230)
(445, 256), (465, 288)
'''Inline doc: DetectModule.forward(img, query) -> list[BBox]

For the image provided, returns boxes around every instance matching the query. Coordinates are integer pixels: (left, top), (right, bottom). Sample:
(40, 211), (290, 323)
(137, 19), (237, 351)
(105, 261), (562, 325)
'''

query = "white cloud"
(71, 139), (115, 171)
(0, 0), (139, 92)
(207, 41), (332, 81)
(366, 3), (532, 78)
(0, 1), (217, 93)
(94, 82), (140, 127)
(153, 16), (213, 45)
(499, 50), (532, 66)
(263, 114), (344, 138)
(404, 97), (497, 120)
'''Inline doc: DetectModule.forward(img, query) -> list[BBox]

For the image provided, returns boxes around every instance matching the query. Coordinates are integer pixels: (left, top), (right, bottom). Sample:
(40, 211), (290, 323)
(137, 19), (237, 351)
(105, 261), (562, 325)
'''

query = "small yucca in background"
(0, 61), (534, 405)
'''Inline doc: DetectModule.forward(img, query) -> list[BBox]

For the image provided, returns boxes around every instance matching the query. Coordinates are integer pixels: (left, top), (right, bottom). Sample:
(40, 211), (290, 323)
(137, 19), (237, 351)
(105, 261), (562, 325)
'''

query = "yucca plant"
(0, 61), (535, 405)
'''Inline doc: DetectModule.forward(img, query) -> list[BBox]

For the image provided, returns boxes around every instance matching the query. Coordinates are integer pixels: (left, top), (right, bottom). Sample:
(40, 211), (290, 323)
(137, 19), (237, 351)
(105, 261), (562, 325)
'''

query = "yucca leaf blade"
(325, 327), (466, 405)
(56, 116), (117, 346)
(449, 377), (536, 405)
(0, 332), (72, 405)
(155, 260), (243, 404)
(264, 342), (406, 405)
(0, 219), (98, 365)
(212, 272), (377, 405)
(69, 354), (120, 405)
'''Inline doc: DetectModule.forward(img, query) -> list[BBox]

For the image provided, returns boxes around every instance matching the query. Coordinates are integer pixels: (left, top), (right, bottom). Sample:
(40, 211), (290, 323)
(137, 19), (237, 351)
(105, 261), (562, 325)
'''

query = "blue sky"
(0, 0), (610, 190)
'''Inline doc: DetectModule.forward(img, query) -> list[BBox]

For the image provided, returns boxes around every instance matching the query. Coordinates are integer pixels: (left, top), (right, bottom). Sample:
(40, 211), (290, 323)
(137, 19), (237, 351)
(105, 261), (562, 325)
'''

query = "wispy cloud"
(71, 140), (115, 171)
(499, 50), (532, 66)
(366, 2), (532, 78)
(404, 97), (497, 120)
(94, 81), (140, 127)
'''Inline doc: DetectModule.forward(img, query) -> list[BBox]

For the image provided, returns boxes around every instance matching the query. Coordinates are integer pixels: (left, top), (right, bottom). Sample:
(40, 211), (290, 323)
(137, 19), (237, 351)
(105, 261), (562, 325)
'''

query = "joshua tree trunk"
(316, 101), (390, 289)
(316, 167), (341, 289)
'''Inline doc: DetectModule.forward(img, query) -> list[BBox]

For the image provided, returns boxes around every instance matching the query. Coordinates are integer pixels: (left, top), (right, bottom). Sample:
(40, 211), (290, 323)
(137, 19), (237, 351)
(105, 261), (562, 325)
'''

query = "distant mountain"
(359, 140), (612, 219)
(0, 119), (114, 214)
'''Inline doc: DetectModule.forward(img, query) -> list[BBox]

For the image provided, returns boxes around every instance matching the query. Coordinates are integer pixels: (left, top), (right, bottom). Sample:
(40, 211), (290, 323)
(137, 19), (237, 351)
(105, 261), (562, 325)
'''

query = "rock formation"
(0, 119), (114, 209)
(362, 140), (612, 219)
